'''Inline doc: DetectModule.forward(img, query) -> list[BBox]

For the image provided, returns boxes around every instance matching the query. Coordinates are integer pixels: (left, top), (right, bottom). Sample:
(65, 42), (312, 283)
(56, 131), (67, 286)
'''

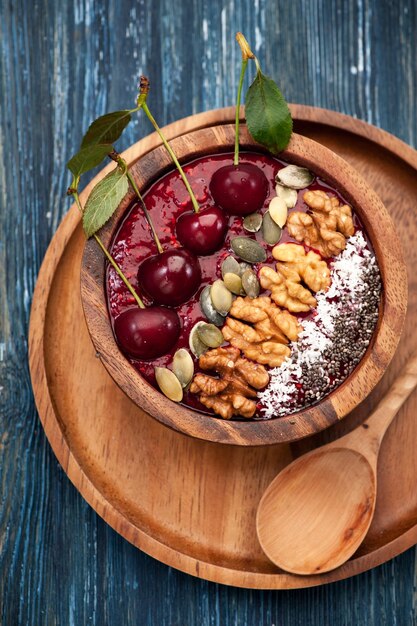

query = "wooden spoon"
(256, 351), (417, 575)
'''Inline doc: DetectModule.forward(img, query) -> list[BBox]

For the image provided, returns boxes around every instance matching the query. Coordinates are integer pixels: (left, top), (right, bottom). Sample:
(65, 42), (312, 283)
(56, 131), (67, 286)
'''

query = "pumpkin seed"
(155, 367), (183, 402)
(172, 348), (194, 388)
(189, 322), (210, 357)
(241, 269), (260, 298)
(210, 279), (233, 315)
(197, 323), (224, 348)
(223, 272), (243, 295)
(243, 212), (263, 233)
(238, 261), (252, 276)
(262, 211), (282, 245)
(221, 255), (241, 279)
(276, 165), (314, 189)
(275, 182), (298, 208)
(231, 237), (267, 264)
(269, 196), (288, 227)
(200, 285), (224, 326)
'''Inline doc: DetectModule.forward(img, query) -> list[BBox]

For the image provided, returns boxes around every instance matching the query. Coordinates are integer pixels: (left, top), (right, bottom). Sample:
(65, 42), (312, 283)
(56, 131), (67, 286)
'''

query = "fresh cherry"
(209, 163), (268, 215)
(114, 307), (181, 360)
(138, 248), (201, 306)
(176, 206), (228, 255)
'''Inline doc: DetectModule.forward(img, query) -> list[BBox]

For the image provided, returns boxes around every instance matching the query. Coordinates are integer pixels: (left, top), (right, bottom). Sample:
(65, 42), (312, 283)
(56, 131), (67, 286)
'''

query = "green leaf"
(82, 167), (129, 238)
(245, 70), (292, 154)
(81, 110), (132, 148)
(67, 143), (113, 178)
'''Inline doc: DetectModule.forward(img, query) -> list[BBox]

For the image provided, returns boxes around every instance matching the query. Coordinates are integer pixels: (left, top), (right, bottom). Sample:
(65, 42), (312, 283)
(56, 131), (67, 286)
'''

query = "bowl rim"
(80, 124), (407, 446)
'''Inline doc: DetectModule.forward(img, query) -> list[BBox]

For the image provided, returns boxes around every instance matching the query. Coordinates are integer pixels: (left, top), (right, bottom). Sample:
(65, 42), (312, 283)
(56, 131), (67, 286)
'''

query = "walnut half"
(287, 190), (355, 258)
(222, 296), (301, 366)
(259, 243), (331, 313)
(273, 243), (331, 293)
(189, 346), (269, 419)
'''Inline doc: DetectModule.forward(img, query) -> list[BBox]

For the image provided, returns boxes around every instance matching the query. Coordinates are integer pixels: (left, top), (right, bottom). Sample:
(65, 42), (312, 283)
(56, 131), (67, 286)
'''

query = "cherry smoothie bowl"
(80, 123), (407, 446)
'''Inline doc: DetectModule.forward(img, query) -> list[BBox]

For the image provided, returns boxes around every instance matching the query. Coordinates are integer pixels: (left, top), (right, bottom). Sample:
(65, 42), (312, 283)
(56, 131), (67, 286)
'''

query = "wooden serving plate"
(29, 106), (417, 589)
(81, 126), (406, 445)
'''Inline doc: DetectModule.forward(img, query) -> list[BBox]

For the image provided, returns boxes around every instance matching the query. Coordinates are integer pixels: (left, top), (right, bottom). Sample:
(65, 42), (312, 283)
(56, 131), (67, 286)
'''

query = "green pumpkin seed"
(200, 285), (224, 326)
(172, 349), (194, 388)
(262, 211), (282, 245)
(241, 269), (260, 298)
(238, 261), (252, 276)
(197, 323), (224, 348)
(221, 255), (241, 279)
(223, 272), (243, 295)
(231, 237), (267, 264)
(189, 322), (210, 357)
(275, 182), (298, 208)
(276, 165), (314, 189)
(210, 279), (233, 315)
(243, 212), (263, 233)
(155, 367), (183, 402)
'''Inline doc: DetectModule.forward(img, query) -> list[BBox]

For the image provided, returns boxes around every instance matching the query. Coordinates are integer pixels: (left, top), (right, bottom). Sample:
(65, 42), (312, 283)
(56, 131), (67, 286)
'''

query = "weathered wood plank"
(1, 0), (417, 624)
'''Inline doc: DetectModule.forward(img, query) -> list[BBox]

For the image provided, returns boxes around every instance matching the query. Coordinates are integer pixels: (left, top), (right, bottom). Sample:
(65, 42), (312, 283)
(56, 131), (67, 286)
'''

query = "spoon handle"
(343, 350), (417, 458)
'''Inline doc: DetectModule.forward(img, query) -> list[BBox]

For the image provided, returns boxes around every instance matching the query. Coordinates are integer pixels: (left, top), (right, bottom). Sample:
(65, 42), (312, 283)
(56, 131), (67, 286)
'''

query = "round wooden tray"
(29, 106), (417, 589)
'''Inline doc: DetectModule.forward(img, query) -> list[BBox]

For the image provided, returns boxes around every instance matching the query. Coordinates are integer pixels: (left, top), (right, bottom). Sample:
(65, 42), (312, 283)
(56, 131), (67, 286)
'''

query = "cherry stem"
(235, 33), (255, 166)
(234, 59), (248, 166)
(126, 168), (164, 254)
(109, 151), (164, 254)
(254, 56), (262, 74)
(71, 189), (145, 309)
(137, 79), (200, 214)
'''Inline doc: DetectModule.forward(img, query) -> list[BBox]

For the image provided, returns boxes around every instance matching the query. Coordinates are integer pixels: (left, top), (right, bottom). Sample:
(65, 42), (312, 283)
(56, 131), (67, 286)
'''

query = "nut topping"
(272, 243), (331, 293)
(261, 211), (282, 245)
(189, 321), (210, 357)
(275, 183), (298, 208)
(221, 296), (301, 367)
(155, 367), (183, 402)
(172, 349), (194, 388)
(221, 255), (241, 278)
(276, 165), (314, 189)
(190, 346), (269, 419)
(287, 190), (355, 257)
(197, 323), (224, 348)
(241, 268), (260, 298)
(223, 272), (244, 295)
(231, 237), (267, 264)
(243, 212), (263, 232)
(200, 285), (224, 326)
(268, 196), (288, 228)
(210, 279), (233, 315)
(259, 265), (316, 312)
(259, 243), (331, 312)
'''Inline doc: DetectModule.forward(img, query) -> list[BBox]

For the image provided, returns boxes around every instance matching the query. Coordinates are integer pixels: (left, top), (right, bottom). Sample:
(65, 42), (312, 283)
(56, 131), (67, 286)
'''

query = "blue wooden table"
(1, 1), (417, 623)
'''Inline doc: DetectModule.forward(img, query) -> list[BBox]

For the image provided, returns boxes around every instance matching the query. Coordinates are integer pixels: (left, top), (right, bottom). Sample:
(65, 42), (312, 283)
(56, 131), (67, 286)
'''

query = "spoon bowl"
(257, 448), (376, 575)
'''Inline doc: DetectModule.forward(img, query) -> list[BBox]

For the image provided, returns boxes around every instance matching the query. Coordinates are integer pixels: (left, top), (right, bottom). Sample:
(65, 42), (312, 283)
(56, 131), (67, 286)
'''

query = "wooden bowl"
(80, 124), (407, 446)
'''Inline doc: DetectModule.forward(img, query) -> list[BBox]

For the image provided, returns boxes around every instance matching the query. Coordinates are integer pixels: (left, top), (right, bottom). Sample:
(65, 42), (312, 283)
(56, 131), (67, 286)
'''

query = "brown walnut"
(287, 190), (354, 258)
(189, 346), (269, 419)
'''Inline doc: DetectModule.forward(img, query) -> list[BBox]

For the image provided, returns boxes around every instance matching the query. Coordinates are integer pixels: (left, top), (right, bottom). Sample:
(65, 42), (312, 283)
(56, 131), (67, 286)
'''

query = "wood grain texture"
(80, 123), (406, 445)
(2, 0), (417, 624)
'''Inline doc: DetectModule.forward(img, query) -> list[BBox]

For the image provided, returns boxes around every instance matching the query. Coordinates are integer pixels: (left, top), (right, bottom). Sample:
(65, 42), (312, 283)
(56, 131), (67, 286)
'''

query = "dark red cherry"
(209, 163), (268, 215)
(114, 306), (181, 360)
(137, 248), (201, 306)
(176, 206), (228, 255)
